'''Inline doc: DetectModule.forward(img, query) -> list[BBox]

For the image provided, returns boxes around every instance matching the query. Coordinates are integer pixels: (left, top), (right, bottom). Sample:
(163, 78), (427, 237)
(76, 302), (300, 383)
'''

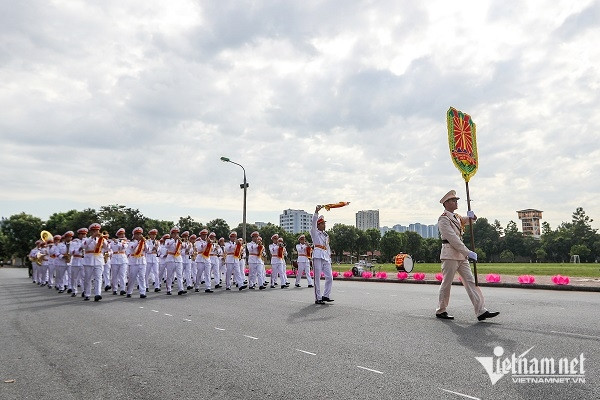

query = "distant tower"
(356, 210), (380, 231)
(517, 209), (543, 239)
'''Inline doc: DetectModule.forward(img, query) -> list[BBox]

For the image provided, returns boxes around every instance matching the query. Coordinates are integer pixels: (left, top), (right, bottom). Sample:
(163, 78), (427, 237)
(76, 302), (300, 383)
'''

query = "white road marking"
(215, 327), (225, 331)
(139, 306), (144, 309)
(243, 335), (259, 340)
(439, 388), (480, 399)
(289, 299), (305, 303)
(93, 341), (101, 345)
(165, 313), (172, 317)
(356, 366), (383, 374)
(183, 319), (192, 322)
(550, 330), (600, 340)
(151, 310), (159, 313)
(295, 349), (316, 356)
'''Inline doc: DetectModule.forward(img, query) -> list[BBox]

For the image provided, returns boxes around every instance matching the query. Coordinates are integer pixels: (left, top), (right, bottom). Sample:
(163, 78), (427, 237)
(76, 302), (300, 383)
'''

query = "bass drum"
(403, 255), (414, 273)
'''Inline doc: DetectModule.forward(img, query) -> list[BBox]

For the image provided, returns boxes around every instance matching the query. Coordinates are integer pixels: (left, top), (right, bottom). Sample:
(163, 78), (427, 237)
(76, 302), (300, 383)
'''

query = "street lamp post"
(220, 156), (248, 241)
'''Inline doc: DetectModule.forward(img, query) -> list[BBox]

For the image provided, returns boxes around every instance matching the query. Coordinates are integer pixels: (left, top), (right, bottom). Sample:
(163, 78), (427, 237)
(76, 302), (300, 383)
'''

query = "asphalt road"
(0, 267), (598, 400)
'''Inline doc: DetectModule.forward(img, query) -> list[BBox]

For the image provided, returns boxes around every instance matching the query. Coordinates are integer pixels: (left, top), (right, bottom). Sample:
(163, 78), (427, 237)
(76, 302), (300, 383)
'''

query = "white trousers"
(210, 257), (221, 286)
(83, 265), (103, 297)
(70, 266), (84, 294)
(295, 260), (313, 285)
(102, 263), (111, 288)
(182, 261), (192, 287)
(55, 264), (68, 289)
(111, 262), (128, 292)
(225, 262), (244, 289)
(166, 261), (184, 292)
(436, 259), (487, 316)
(145, 261), (159, 289)
(248, 262), (261, 287)
(312, 258), (332, 300)
(194, 259), (212, 289)
(127, 263), (147, 295)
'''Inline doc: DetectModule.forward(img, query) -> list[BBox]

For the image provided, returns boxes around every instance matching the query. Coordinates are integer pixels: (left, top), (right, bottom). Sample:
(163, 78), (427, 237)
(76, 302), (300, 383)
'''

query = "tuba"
(41, 230), (53, 242)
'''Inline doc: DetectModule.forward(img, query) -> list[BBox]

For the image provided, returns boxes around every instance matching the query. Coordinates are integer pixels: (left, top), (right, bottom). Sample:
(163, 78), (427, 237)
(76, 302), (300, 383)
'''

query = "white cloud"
(1, 0), (599, 232)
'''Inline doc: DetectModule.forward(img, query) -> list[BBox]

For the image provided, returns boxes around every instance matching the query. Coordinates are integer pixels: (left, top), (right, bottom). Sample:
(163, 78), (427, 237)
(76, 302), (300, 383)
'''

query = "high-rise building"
(254, 222), (268, 229)
(517, 209), (543, 239)
(356, 210), (380, 231)
(279, 209), (312, 234)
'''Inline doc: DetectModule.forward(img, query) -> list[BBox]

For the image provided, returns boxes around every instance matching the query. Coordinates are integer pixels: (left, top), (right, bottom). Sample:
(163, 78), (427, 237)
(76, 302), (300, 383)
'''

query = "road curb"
(329, 277), (600, 292)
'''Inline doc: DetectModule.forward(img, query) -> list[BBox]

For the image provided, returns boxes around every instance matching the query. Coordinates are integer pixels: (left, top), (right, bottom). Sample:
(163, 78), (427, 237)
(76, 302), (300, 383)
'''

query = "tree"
(379, 230), (405, 263)
(570, 244), (591, 262)
(499, 249), (515, 262)
(177, 216), (204, 236)
(145, 219), (173, 237)
(98, 204), (147, 237)
(365, 228), (381, 259)
(329, 224), (358, 263)
(206, 218), (231, 240)
(403, 231), (423, 260)
(0, 213), (44, 262)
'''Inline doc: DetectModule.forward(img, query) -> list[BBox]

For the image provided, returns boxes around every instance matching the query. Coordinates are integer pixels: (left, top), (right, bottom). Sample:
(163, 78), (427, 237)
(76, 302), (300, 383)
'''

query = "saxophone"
(65, 242), (71, 263)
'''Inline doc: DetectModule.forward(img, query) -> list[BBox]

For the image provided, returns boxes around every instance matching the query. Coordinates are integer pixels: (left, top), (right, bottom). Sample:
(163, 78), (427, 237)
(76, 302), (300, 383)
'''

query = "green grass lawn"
(331, 263), (600, 277)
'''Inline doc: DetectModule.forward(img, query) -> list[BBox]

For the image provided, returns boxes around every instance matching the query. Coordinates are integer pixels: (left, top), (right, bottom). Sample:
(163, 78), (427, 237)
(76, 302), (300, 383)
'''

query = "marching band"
(27, 222), (319, 303)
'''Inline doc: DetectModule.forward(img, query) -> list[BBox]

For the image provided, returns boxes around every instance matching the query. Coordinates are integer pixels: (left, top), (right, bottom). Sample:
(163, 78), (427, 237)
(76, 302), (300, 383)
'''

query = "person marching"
(224, 232), (246, 291)
(217, 237), (226, 283)
(188, 234), (198, 286)
(145, 229), (161, 292)
(181, 231), (194, 290)
(165, 227), (187, 296)
(28, 240), (43, 284)
(194, 229), (214, 293)
(55, 231), (73, 293)
(69, 228), (87, 297)
(435, 190), (499, 321)
(246, 231), (263, 290)
(48, 235), (61, 289)
(311, 206), (334, 304)
(110, 228), (129, 296)
(257, 237), (268, 289)
(102, 231), (112, 293)
(157, 234), (169, 290)
(208, 232), (222, 289)
(269, 235), (288, 288)
(294, 235), (314, 288)
(82, 223), (110, 301)
(126, 227), (147, 298)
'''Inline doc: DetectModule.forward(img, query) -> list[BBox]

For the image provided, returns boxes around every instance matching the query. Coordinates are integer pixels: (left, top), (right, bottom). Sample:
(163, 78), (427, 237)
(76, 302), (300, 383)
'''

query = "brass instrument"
(101, 230), (109, 238)
(35, 252), (44, 266)
(41, 230), (53, 242)
(103, 251), (110, 263)
(65, 242), (72, 263)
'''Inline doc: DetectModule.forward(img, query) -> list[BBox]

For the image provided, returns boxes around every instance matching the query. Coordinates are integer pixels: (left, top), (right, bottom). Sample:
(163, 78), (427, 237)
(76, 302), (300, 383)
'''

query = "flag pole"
(465, 180), (478, 285)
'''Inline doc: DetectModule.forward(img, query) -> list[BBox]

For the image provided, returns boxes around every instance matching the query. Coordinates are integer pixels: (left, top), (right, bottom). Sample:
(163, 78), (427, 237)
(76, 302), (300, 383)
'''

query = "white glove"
(467, 250), (477, 261)
(467, 210), (476, 219)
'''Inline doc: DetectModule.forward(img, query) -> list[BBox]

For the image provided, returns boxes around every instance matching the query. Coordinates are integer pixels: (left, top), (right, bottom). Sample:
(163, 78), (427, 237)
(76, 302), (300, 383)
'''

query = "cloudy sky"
(1, 0), (599, 232)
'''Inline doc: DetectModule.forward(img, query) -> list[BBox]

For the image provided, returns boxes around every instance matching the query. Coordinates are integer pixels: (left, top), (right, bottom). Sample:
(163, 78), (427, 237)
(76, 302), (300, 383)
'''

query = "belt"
(73, 255), (84, 258)
(115, 251), (126, 254)
(315, 244), (327, 250)
(226, 252), (235, 255)
(442, 240), (449, 244)
(168, 252), (181, 256)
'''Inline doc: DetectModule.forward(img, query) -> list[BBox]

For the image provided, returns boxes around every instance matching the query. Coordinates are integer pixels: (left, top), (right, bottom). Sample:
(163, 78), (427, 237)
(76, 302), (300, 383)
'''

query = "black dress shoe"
(71, 293), (76, 297)
(112, 291), (117, 295)
(436, 312), (454, 320)
(94, 295), (102, 302)
(295, 284), (301, 287)
(178, 290), (186, 295)
(259, 286), (265, 290)
(281, 285), (288, 289)
(166, 291), (172, 295)
(249, 286), (255, 290)
(308, 285), (313, 288)
(187, 286), (193, 290)
(67, 289), (72, 293)
(154, 288), (161, 292)
(477, 311), (500, 321)
(315, 300), (325, 304)
(205, 289), (213, 293)
(322, 297), (334, 302)
(195, 288), (200, 292)
(239, 285), (247, 291)
(126, 294), (131, 298)
(270, 285), (275, 289)
(58, 290), (64, 294)
(140, 294), (147, 298)
(84, 296), (90, 301)
(225, 288), (231, 291)
(215, 284), (222, 289)
(104, 285), (110, 292)
(81, 293), (85, 297)
(120, 290), (126, 296)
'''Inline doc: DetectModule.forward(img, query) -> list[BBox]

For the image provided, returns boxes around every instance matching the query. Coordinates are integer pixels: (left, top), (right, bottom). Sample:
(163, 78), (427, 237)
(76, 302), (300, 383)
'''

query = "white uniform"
(47, 243), (58, 288)
(55, 242), (71, 292)
(194, 239), (212, 290)
(109, 239), (129, 294)
(269, 243), (288, 287)
(295, 243), (314, 287)
(209, 241), (221, 288)
(69, 239), (85, 295)
(82, 236), (109, 299)
(145, 239), (160, 290)
(436, 210), (487, 317)
(127, 238), (147, 296)
(311, 212), (333, 301)
(28, 247), (40, 283)
(224, 240), (244, 289)
(246, 241), (262, 288)
(165, 238), (185, 294)
(181, 240), (193, 289)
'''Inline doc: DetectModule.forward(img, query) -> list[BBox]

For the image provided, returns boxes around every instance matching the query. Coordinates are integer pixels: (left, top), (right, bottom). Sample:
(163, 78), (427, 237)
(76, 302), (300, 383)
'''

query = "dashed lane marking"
(183, 319), (192, 322)
(215, 327), (225, 331)
(439, 388), (480, 399)
(151, 310), (159, 313)
(295, 349), (316, 356)
(243, 335), (259, 340)
(356, 366), (383, 374)
(550, 330), (600, 340)
(165, 313), (173, 316)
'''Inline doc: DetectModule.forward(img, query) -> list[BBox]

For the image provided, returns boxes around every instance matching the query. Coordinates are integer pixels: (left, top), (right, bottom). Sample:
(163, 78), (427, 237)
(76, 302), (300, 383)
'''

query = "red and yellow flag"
(447, 107), (478, 182)
(323, 201), (350, 211)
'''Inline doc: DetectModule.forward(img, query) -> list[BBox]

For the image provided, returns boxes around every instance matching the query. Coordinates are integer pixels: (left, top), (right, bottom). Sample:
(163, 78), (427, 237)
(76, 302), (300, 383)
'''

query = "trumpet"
(102, 230), (109, 238)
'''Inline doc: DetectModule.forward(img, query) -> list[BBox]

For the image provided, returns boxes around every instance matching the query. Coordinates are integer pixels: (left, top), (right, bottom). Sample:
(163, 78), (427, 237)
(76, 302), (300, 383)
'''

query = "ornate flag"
(323, 201), (350, 211)
(447, 107), (478, 182)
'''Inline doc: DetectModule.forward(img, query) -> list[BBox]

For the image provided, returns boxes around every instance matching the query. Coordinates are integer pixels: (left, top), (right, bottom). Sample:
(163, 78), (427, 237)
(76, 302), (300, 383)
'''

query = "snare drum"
(403, 255), (414, 273)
